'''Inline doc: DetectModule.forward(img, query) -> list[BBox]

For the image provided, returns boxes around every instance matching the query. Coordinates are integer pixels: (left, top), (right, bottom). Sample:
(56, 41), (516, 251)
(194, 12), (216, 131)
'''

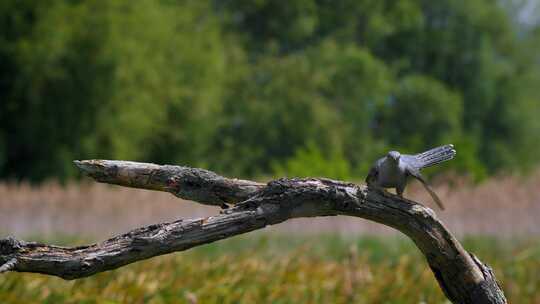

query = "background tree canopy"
(1, 0), (539, 182)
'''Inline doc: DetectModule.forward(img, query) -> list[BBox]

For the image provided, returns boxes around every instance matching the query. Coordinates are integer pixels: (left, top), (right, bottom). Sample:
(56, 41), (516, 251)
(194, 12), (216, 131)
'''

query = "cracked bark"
(0, 160), (507, 304)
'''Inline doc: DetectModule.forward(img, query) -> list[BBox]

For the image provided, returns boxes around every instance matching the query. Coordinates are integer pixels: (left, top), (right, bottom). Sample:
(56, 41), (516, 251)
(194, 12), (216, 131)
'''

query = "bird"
(365, 144), (456, 210)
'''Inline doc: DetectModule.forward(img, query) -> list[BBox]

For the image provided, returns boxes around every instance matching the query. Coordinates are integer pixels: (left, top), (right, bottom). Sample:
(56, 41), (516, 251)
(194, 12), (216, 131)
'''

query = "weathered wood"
(0, 160), (506, 304)
(74, 160), (264, 206)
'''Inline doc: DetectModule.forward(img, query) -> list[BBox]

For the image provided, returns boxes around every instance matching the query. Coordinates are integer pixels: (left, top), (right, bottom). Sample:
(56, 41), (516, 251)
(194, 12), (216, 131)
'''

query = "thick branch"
(1, 161), (506, 304)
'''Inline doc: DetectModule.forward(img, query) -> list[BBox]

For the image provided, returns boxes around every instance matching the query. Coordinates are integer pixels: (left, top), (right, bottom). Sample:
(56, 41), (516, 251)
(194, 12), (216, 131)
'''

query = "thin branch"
(0, 160), (506, 304)
(74, 160), (264, 206)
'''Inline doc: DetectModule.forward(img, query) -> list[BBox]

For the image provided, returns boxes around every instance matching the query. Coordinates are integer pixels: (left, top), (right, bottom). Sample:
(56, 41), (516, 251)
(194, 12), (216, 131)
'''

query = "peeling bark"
(0, 160), (507, 303)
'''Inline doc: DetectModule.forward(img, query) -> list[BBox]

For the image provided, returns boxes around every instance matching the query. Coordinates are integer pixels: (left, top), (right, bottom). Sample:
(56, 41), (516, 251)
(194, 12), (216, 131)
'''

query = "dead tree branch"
(0, 160), (506, 304)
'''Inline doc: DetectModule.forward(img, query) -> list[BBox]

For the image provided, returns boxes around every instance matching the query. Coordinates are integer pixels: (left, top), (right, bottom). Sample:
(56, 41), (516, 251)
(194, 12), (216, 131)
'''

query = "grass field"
(0, 235), (539, 303)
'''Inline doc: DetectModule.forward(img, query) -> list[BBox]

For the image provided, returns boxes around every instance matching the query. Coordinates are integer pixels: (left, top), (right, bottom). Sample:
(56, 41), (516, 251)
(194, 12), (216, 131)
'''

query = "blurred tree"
(377, 75), (462, 151)
(308, 40), (393, 174)
(1, 0), (539, 181)
(211, 51), (343, 176)
(0, 0), (226, 181)
(212, 40), (391, 178)
(375, 75), (487, 177)
(272, 140), (351, 180)
(218, 0), (319, 53)
(366, 0), (540, 176)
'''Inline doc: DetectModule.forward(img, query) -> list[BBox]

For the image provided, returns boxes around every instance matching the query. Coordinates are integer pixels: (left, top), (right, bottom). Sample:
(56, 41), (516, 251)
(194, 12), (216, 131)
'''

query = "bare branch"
(0, 161), (506, 304)
(0, 258), (17, 273)
(74, 160), (264, 206)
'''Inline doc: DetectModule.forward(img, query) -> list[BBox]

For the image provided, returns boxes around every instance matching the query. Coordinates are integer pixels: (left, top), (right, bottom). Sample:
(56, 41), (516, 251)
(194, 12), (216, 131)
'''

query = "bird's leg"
(396, 185), (405, 197)
(367, 182), (387, 195)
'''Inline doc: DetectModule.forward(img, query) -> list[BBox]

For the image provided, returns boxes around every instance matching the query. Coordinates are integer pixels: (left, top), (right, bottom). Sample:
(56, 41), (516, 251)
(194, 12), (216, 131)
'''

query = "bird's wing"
(365, 164), (379, 185)
(401, 154), (425, 171)
(406, 169), (445, 210)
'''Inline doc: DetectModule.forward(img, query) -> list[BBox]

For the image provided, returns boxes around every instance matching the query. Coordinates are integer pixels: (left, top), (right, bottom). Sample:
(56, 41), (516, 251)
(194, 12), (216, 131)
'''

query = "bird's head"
(387, 151), (401, 162)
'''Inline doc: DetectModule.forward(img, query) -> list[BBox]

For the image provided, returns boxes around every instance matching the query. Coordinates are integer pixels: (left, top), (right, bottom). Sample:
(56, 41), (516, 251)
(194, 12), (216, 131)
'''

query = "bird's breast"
(376, 161), (404, 187)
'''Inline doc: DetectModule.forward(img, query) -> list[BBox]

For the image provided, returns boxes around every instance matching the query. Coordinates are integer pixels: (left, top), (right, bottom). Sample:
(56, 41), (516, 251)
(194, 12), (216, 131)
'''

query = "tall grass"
(0, 235), (538, 303)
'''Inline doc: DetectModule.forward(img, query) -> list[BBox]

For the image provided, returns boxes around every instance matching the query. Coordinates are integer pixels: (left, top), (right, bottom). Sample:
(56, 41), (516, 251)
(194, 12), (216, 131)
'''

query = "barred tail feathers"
(415, 144), (456, 169)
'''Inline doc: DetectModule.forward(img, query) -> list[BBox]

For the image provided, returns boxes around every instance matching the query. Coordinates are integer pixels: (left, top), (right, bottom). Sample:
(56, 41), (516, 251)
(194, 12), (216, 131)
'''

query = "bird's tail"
(415, 144), (456, 169)
(422, 181), (446, 210)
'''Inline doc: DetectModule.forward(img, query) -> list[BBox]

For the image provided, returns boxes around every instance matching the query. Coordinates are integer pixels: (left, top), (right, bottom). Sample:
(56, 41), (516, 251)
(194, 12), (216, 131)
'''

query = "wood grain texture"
(0, 160), (506, 303)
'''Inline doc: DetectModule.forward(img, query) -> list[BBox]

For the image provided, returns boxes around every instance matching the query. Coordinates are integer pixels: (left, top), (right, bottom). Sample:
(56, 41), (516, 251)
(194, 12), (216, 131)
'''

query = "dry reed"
(1, 172), (539, 239)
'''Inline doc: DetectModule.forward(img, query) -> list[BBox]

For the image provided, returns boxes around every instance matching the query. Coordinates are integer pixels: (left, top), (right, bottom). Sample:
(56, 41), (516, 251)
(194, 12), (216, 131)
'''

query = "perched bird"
(365, 144), (456, 210)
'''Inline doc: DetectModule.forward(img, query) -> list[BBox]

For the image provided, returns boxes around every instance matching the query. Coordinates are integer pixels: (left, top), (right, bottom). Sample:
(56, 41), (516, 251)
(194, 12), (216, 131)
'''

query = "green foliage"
(378, 75), (463, 152)
(272, 141), (351, 180)
(0, 235), (538, 303)
(0, 0), (226, 180)
(209, 51), (343, 176)
(309, 41), (393, 173)
(220, 0), (319, 52)
(1, 0), (540, 181)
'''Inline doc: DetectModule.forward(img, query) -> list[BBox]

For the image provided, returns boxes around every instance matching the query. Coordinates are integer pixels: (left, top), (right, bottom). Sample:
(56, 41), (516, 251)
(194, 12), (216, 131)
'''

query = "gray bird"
(365, 144), (456, 210)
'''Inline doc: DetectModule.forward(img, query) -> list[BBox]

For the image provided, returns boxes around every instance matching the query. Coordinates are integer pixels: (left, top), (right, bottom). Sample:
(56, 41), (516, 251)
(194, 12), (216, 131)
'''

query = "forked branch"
(0, 160), (506, 304)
